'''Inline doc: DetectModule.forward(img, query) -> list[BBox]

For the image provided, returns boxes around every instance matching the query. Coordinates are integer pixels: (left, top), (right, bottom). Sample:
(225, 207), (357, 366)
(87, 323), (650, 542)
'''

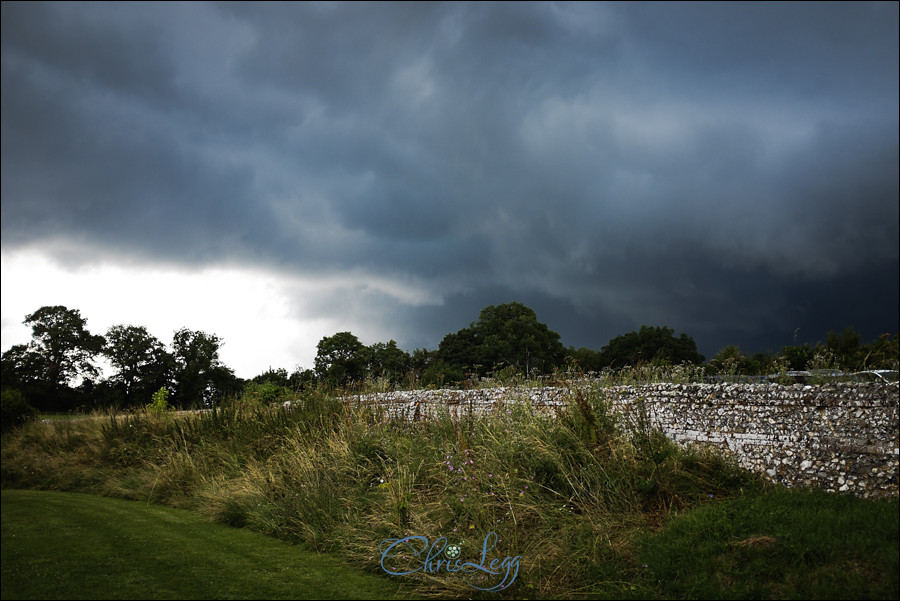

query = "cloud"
(2, 2), (897, 370)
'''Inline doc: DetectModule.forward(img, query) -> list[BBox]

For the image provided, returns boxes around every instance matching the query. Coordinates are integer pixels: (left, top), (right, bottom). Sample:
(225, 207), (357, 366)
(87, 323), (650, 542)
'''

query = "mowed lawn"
(0, 489), (411, 600)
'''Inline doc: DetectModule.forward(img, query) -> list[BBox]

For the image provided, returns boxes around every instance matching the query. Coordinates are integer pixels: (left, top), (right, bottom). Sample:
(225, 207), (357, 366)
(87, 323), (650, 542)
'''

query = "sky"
(2, 1), (898, 379)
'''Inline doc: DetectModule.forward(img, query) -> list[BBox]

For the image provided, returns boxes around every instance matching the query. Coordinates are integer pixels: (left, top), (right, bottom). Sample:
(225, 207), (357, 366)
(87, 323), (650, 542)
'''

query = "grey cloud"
(1, 2), (178, 105)
(2, 2), (897, 360)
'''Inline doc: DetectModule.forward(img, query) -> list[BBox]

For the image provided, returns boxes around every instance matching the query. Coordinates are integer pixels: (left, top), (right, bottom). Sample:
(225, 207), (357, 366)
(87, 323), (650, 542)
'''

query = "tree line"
(2, 303), (897, 417)
(2, 306), (240, 414)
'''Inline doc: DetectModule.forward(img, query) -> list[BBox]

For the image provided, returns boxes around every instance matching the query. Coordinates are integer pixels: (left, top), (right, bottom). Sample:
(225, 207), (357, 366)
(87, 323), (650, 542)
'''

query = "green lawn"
(1, 489), (412, 600)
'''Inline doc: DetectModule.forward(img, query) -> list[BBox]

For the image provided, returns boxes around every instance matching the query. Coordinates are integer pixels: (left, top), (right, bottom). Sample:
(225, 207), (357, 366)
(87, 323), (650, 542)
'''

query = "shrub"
(147, 387), (170, 414)
(1, 389), (37, 433)
(242, 380), (291, 406)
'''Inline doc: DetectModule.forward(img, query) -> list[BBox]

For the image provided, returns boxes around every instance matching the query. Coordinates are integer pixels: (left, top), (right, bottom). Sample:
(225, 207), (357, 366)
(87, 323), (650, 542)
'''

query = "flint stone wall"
(349, 381), (899, 498)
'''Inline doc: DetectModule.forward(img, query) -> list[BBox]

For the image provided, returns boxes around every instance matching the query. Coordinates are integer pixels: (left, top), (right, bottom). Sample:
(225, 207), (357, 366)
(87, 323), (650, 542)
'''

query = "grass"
(1, 381), (897, 599)
(624, 486), (899, 599)
(2, 490), (412, 599)
(1, 489), (411, 600)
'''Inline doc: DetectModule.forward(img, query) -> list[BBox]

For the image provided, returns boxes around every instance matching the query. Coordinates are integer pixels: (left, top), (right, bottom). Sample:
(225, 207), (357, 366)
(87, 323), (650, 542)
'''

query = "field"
(2, 383), (898, 599)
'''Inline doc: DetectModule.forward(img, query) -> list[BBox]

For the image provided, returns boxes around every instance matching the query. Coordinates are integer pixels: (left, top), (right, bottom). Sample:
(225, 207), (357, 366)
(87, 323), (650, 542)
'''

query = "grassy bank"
(2, 384), (897, 598)
(1, 489), (410, 600)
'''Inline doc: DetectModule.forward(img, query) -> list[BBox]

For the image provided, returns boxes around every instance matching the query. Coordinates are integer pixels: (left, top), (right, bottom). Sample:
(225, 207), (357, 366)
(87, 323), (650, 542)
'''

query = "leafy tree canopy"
(22, 305), (105, 387)
(599, 325), (704, 368)
(315, 332), (368, 387)
(103, 325), (172, 403)
(438, 302), (566, 377)
(171, 328), (237, 406)
(367, 340), (410, 384)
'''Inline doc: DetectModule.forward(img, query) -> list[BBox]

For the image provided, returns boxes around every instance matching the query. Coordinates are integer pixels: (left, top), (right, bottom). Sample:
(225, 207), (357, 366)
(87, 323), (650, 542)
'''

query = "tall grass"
(2, 380), (896, 599)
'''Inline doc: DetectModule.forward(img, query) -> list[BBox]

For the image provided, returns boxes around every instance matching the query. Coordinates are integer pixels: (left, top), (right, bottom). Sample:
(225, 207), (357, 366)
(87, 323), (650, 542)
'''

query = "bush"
(1, 389), (37, 433)
(147, 387), (170, 414)
(242, 380), (291, 405)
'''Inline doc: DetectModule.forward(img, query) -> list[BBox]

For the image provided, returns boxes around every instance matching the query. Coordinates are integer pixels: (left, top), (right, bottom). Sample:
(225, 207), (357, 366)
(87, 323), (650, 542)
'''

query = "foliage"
(366, 339), (410, 385)
(252, 367), (290, 387)
(418, 358), (464, 388)
(147, 387), (170, 414)
(599, 325), (704, 368)
(21, 306), (106, 388)
(1, 388), (37, 433)
(103, 324), (172, 406)
(0, 344), (44, 387)
(437, 301), (567, 378)
(2, 303), (898, 412)
(567, 345), (606, 372)
(708, 345), (774, 377)
(710, 329), (899, 377)
(171, 328), (238, 407)
(710, 344), (746, 376)
(865, 332), (899, 370)
(242, 380), (291, 406)
(0, 306), (104, 411)
(778, 342), (813, 371)
(824, 326), (864, 371)
(314, 332), (368, 388)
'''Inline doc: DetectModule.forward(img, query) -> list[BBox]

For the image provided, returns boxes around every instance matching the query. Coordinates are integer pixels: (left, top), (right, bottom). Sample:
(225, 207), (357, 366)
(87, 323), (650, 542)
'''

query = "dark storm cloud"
(2, 1), (897, 357)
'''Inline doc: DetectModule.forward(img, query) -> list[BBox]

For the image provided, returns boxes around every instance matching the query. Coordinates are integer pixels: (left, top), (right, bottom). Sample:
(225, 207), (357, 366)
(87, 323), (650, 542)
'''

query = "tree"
(566, 346), (605, 373)
(22, 306), (105, 388)
(863, 333), (898, 370)
(709, 345), (748, 375)
(315, 332), (368, 387)
(245, 367), (292, 405)
(171, 328), (234, 407)
(288, 367), (317, 391)
(778, 343), (813, 371)
(1, 388), (37, 433)
(1, 344), (45, 388)
(599, 325), (704, 369)
(367, 340), (410, 384)
(823, 326), (863, 371)
(252, 367), (291, 387)
(438, 302), (567, 377)
(103, 325), (172, 406)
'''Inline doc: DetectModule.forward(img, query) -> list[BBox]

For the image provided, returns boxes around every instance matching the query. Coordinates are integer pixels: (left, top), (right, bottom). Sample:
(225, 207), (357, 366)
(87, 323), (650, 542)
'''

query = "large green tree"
(438, 302), (566, 377)
(315, 332), (368, 387)
(599, 325), (704, 368)
(1, 306), (104, 411)
(1, 344), (45, 388)
(367, 340), (410, 384)
(171, 328), (237, 407)
(20, 305), (105, 388)
(103, 325), (172, 406)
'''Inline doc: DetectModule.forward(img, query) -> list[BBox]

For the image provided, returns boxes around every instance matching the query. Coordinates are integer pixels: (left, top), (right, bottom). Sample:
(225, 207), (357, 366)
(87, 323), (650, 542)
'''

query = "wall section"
(350, 381), (899, 498)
